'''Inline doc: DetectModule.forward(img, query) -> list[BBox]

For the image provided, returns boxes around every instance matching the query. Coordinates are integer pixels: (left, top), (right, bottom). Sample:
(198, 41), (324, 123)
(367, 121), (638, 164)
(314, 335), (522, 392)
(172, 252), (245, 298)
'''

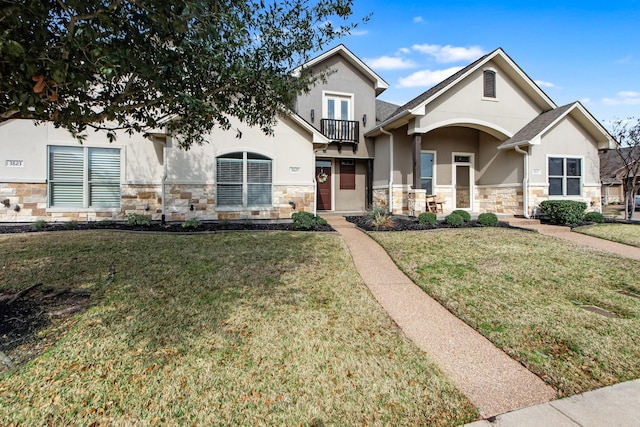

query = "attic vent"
(483, 69), (496, 98)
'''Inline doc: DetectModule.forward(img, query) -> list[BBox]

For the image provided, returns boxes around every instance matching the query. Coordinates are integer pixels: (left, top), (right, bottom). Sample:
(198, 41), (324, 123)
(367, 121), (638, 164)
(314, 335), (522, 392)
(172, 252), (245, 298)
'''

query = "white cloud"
(397, 67), (463, 88)
(413, 16), (424, 23)
(580, 97), (591, 105)
(365, 56), (416, 70)
(397, 47), (411, 55)
(349, 29), (369, 36)
(535, 80), (555, 88)
(603, 91), (640, 106)
(412, 44), (484, 63)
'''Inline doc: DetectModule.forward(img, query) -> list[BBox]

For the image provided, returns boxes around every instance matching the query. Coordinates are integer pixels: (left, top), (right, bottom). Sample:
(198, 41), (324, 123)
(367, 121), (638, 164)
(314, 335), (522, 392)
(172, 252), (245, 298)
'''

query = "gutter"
(514, 145), (530, 218)
(379, 127), (394, 214)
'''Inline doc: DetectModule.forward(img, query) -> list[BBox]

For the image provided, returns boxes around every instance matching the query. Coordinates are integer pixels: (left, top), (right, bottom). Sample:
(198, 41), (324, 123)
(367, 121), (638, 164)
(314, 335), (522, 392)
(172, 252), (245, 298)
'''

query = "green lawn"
(575, 223), (640, 248)
(372, 228), (640, 397)
(0, 231), (476, 426)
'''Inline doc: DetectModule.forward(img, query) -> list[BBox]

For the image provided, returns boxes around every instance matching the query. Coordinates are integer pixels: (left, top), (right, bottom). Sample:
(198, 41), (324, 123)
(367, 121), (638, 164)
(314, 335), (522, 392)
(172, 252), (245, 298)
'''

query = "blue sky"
(329, 0), (640, 126)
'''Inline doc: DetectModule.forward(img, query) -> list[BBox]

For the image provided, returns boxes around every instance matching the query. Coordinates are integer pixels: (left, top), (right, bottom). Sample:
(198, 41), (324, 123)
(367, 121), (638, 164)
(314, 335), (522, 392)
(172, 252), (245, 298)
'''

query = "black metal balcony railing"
(320, 119), (359, 152)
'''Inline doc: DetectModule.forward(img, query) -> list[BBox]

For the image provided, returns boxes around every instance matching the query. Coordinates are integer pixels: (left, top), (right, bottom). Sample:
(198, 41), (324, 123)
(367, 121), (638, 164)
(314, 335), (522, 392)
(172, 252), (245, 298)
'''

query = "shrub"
(477, 212), (499, 227)
(292, 211), (326, 229)
(182, 218), (202, 229)
(539, 200), (587, 225)
(126, 213), (152, 226)
(32, 220), (47, 231)
(584, 211), (604, 223)
(451, 209), (471, 222)
(367, 205), (394, 229)
(445, 213), (464, 227)
(418, 212), (437, 226)
(63, 220), (78, 229)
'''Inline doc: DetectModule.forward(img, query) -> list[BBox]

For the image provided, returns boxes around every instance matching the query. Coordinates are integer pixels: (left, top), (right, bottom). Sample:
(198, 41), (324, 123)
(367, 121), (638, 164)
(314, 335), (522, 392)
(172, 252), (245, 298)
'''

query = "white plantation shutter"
(247, 156), (272, 205)
(48, 146), (121, 208)
(216, 152), (272, 207)
(49, 146), (83, 207)
(89, 148), (121, 207)
(217, 156), (244, 206)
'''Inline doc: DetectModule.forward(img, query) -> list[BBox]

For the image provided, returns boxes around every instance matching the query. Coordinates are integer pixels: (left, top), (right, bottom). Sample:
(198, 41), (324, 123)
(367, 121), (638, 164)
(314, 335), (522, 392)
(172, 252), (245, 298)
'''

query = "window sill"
(47, 207), (121, 213)
(216, 206), (274, 211)
(481, 97), (499, 102)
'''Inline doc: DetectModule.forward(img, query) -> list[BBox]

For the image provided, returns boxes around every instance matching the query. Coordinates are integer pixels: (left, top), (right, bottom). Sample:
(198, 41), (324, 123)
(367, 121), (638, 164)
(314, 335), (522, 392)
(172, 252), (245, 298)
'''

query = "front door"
(316, 160), (332, 210)
(453, 154), (474, 210)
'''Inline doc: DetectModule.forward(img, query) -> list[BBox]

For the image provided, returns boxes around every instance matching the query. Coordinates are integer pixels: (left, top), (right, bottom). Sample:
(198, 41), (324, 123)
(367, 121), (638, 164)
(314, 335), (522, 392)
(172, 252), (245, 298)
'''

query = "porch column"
(412, 134), (422, 189)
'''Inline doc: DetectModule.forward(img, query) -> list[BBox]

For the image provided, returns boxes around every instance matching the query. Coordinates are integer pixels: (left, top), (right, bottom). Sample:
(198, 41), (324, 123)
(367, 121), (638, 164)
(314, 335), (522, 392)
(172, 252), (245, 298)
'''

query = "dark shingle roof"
(600, 146), (640, 184)
(376, 100), (401, 124)
(502, 103), (575, 145)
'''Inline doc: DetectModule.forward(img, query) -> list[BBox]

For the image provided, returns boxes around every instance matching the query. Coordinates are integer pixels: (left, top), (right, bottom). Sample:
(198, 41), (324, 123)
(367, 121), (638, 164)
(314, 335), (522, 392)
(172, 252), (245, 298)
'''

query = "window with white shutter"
(217, 152), (272, 207)
(48, 146), (121, 208)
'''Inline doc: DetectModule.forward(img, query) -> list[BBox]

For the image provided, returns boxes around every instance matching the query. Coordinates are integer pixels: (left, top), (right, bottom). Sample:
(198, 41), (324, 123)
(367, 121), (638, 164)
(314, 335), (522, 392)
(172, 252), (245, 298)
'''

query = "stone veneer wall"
(0, 182), (315, 222)
(476, 186), (522, 215)
(529, 184), (601, 216)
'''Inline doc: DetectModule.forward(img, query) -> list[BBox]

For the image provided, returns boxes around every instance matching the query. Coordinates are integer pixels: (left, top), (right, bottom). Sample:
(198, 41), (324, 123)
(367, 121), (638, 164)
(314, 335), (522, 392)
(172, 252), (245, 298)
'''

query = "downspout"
(379, 127), (393, 214)
(514, 145), (530, 218)
(161, 140), (167, 225)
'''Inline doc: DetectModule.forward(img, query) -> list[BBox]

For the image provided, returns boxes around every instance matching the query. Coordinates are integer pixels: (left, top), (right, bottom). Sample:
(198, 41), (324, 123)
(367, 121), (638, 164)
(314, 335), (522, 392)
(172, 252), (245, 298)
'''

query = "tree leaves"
(0, 0), (364, 149)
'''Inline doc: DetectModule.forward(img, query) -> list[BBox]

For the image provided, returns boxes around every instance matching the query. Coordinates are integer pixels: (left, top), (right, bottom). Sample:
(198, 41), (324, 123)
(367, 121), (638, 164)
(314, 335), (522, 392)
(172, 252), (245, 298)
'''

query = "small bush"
(367, 205), (394, 229)
(418, 212), (437, 226)
(292, 211), (325, 230)
(32, 220), (47, 231)
(451, 209), (471, 222)
(182, 218), (202, 229)
(445, 213), (464, 227)
(126, 213), (152, 226)
(477, 212), (499, 227)
(539, 200), (586, 225)
(63, 220), (78, 229)
(584, 211), (604, 223)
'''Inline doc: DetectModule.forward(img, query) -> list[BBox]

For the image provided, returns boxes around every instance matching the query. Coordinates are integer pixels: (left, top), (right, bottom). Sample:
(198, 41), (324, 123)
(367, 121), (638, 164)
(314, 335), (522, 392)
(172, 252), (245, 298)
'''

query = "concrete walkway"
(325, 216), (556, 418)
(326, 215), (640, 425)
(506, 217), (640, 260)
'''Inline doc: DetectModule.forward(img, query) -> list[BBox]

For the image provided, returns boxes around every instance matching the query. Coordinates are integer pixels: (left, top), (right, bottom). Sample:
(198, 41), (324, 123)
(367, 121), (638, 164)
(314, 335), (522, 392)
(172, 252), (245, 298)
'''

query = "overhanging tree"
(610, 118), (640, 220)
(0, 0), (365, 148)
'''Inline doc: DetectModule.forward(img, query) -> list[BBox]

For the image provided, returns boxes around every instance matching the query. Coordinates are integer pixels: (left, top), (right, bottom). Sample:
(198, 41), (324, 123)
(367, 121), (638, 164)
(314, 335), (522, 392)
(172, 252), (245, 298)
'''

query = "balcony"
(320, 119), (359, 152)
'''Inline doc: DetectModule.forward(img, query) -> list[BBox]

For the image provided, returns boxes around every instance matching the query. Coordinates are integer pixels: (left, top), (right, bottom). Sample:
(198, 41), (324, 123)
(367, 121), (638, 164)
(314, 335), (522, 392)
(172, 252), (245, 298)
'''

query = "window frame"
(216, 151), (273, 208)
(548, 156), (583, 197)
(47, 145), (121, 209)
(420, 150), (436, 194)
(322, 91), (354, 121)
(482, 68), (497, 100)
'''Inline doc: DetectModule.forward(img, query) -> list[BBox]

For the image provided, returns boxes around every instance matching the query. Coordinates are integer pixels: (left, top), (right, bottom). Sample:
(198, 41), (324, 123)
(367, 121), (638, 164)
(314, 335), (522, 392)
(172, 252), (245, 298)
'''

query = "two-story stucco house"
(0, 45), (616, 223)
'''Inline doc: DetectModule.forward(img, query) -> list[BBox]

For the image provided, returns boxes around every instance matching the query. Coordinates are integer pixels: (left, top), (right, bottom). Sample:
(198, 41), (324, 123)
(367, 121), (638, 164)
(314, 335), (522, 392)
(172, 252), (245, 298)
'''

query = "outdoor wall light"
(12, 203), (20, 212)
(310, 109), (315, 122)
(144, 203), (150, 211)
(362, 114), (367, 126)
(1, 199), (9, 207)
(289, 201), (296, 210)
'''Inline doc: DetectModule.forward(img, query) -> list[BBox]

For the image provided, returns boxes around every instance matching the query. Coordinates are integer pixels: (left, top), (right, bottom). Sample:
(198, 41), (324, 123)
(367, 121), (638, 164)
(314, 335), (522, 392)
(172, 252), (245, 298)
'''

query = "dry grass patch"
(575, 223), (640, 248)
(372, 228), (640, 397)
(0, 231), (476, 426)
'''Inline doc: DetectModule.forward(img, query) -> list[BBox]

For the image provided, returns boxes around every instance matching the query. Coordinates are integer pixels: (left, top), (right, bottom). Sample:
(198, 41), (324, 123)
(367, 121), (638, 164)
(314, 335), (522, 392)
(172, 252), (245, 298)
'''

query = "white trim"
(322, 91), (354, 121)
(293, 44), (389, 94)
(409, 118), (513, 140)
(46, 207), (120, 213)
(475, 183), (521, 188)
(452, 152), (475, 211)
(0, 179), (47, 184)
(546, 154), (585, 197)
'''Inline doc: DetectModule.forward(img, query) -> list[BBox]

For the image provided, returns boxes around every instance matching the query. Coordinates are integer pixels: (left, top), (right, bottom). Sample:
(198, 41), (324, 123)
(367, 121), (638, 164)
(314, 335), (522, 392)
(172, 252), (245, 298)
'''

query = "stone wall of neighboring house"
(0, 182), (315, 223)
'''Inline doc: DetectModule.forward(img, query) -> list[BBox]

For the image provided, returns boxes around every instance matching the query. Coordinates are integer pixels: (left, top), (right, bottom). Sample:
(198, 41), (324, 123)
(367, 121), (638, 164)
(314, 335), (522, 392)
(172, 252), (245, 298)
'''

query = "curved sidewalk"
(326, 216), (556, 418)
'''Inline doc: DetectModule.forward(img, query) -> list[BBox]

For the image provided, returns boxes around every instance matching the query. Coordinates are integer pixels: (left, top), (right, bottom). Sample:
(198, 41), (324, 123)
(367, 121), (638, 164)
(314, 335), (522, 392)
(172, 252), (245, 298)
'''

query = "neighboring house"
(0, 45), (616, 223)
(599, 147), (640, 205)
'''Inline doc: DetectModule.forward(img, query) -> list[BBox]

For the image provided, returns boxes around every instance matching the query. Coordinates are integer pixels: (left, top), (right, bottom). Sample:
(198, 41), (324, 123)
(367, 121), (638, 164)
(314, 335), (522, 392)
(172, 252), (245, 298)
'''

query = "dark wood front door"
(316, 161), (332, 210)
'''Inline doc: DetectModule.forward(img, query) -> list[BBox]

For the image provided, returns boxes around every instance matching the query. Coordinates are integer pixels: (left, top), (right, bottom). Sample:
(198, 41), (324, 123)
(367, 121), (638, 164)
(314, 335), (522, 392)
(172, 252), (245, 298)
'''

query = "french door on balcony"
(323, 93), (352, 140)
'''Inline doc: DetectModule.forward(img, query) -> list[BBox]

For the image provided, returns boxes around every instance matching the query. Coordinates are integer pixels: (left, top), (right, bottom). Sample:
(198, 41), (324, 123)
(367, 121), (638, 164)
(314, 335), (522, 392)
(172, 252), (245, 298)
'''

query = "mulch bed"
(346, 215), (513, 232)
(0, 221), (334, 234)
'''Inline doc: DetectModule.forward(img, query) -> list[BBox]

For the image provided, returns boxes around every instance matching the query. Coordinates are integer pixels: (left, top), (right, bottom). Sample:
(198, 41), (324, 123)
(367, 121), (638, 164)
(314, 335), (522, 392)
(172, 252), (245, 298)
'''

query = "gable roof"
(372, 48), (557, 132)
(294, 44), (389, 95)
(600, 146), (640, 184)
(498, 102), (616, 150)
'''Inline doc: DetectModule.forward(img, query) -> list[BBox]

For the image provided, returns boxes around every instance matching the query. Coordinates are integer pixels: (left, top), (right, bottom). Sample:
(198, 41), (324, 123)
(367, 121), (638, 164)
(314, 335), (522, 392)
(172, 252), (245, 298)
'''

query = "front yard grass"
(0, 231), (476, 426)
(575, 223), (640, 248)
(372, 228), (640, 397)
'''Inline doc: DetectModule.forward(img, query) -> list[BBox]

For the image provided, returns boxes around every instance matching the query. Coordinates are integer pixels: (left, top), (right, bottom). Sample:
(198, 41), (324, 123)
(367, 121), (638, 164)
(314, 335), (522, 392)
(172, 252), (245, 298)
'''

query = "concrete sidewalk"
(465, 379), (640, 427)
(325, 215), (640, 425)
